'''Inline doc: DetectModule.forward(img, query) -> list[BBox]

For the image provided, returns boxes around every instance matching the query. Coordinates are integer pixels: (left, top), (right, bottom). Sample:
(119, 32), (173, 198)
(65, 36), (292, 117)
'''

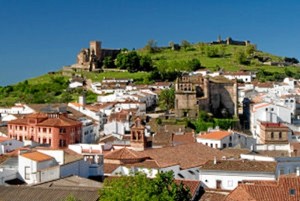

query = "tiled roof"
(200, 160), (276, 173)
(21, 151), (53, 162)
(225, 174), (300, 201)
(222, 148), (251, 159)
(260, 122), (288, 128)
(124, 159), (160, 169)
(199, 190), (229, 201)
(143, 142), (232, 169)
(37, 116), (81, 127)
(0, 186), (99, 201)
(104, 148), (146, 160)
(34, 175), (102, 189)
(175, 179), (201, 199)
(173, 132), (196, 144)
(103, 163), (120, 174)
(197, 131), (232, 140)
(0, 136), (10, 143)
(63, 149), (83, 164)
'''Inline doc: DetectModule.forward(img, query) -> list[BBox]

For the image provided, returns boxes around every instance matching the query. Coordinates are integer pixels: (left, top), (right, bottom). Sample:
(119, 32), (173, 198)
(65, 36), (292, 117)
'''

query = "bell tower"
(130, 117), (146, 151)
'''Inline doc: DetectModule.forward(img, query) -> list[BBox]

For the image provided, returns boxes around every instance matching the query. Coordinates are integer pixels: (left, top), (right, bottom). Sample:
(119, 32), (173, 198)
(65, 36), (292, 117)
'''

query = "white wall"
(0, 139), (23, 155)
(60, 160), (89, 178)
(200, 171), (275, 190)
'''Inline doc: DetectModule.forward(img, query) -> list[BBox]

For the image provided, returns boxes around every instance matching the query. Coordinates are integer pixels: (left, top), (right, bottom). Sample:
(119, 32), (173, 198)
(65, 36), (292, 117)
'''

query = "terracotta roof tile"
(200, 160), (276, 173)
(144, 142), (233, 169)
(104, 148), (147, 161)
(225, 174), (300, 201)
(21, 151), (53, 162)
(104, 163), (120, 174)
(197, 131), (232, 140)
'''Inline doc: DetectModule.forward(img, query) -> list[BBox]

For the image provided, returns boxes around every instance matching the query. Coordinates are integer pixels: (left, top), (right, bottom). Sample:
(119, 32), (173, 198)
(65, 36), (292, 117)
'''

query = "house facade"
(7, 113), (82, 149)
(199, 160), (276, 190)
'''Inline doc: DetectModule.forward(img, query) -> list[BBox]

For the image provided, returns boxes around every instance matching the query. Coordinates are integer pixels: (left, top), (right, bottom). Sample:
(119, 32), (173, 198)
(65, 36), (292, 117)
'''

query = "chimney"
(214, 156), (217, 165)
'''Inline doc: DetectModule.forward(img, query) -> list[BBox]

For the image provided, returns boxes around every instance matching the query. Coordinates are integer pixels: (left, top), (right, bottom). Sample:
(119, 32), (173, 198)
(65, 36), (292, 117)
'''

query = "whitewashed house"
(223, 71), (253, 83)
(196, 130), (255, 150)
(79, 118), (96, 143)
(68, 144), (104, 176)
(199, 159), (276, 190)
(18, 151), (60, 184)
(18, 148), (90, 184)
(250, 102), (293, 139)
(0, 137), (23, 154)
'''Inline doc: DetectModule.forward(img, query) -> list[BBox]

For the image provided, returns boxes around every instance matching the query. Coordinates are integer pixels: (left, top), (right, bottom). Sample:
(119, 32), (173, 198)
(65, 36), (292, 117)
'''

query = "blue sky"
(1, 0), (300, 86)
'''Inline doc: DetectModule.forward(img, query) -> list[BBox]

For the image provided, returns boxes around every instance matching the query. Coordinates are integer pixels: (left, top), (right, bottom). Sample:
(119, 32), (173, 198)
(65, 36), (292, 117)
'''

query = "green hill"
(0, 41), (299, 106)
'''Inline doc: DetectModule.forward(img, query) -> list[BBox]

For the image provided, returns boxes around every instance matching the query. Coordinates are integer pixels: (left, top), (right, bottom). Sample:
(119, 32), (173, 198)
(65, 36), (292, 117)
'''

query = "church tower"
(130, 117), (146, 151)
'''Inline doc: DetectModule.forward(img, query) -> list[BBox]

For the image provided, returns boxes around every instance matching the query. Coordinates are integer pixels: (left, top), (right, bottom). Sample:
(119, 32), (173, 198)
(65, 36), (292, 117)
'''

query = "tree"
(144, 39), (158, 53)
(181, 40), (191, 50)
(159, 87), (175, 112)
(102, 56), (115, 68)
(233, 49), (249, 65)
(140, 55), (154, 71)
(115, 51), (140, 72)
(187, 58), (201, 71)
(99, 171), (191, 201)
(245, 44), (257, 56)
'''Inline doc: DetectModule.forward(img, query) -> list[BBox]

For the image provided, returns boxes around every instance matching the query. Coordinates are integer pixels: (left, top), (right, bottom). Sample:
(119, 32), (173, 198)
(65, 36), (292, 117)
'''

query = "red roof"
(21, 151), (53, 162)
(198, 131), (232, 140)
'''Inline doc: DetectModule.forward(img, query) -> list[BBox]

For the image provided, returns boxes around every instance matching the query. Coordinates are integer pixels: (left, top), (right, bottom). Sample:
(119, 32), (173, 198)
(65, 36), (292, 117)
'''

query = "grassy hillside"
(138, 43), (298, 73)
(1, 42), (299, 106)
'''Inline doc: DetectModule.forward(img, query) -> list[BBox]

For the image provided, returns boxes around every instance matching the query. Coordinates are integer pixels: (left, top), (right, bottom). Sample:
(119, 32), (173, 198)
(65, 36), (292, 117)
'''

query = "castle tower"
(89, 41), (101, 60)
(130, 117), (146, 151)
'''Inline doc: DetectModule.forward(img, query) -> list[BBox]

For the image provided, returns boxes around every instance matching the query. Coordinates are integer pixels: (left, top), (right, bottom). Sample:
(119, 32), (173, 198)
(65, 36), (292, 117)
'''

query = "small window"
(177, 173), (185, 178)
(290, 189), (296, 195)
(266, 108), (268, 111)
(271, 132), (274, 139)
(188, 170), (195, 175)
(279, 132), (282, 139)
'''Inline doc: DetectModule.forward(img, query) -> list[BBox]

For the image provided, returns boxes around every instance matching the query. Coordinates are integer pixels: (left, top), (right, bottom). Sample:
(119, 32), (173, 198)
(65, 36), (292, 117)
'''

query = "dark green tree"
(99, 171), (191, 201)
(140, 55), (154, 71)
(115, 51), (141, 72)
(159, 87), (175, 112)
(103, 56), (116, 68)
(187, 58), (201, 71)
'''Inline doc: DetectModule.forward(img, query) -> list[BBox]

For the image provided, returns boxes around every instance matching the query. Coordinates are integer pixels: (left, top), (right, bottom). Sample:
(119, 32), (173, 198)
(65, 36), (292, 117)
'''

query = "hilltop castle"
(210, 36), (250, 46)
(64, 41), (120, 73)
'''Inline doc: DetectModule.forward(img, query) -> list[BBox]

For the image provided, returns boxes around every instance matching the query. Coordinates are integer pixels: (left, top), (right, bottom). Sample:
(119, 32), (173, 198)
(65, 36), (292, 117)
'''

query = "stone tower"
(89, 41), (101, 60)
(130, 117), (146, 151)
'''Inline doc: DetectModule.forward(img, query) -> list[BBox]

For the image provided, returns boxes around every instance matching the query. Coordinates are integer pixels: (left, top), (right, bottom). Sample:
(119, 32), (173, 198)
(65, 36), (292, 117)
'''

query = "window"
(177, 173), (185, 178)
(223, 144), (227, 148)
(279, 132), (282, 139)
(229, 136), (232, 141)
(210, 143), (213, 148)
(271, 132), (274, 139)
(43, 128), (47, 132)
(290, 189), (296, 195)
(188, 170), (195, 175)
(25, 166), (30, 180)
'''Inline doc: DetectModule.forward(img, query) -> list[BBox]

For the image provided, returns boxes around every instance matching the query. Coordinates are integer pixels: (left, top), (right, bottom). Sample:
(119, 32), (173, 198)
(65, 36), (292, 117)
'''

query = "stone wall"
(174, 74), (238, 118)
